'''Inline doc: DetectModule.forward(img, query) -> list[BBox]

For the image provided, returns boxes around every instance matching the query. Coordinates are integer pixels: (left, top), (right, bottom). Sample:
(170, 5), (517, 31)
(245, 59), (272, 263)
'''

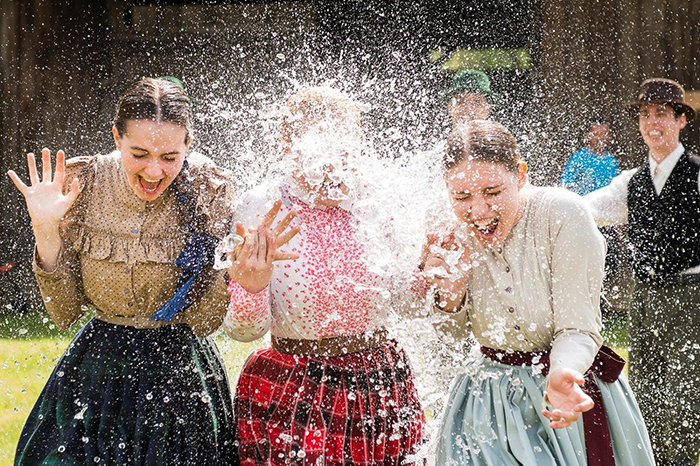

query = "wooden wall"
(2, 0), (700, 301)
(532, 0), (700, 181)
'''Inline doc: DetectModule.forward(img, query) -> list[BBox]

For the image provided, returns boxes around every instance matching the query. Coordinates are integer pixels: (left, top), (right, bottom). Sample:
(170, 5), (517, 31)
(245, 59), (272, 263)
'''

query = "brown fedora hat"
(625, 78), (696, 122)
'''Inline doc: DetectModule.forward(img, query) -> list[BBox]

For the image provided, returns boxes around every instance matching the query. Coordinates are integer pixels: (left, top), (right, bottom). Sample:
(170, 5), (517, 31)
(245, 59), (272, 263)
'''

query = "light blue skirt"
(436, 357), (655, 465)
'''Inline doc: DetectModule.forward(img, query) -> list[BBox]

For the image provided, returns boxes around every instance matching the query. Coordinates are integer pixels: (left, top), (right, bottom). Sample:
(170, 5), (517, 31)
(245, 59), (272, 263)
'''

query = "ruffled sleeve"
(33, 155), (96, 329)
(174, 152), (237, 337)
(183, 152), (236, 238)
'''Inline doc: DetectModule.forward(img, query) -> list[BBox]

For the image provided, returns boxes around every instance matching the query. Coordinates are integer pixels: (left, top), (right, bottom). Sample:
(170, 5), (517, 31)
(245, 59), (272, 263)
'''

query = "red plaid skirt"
(234, 339), (424, 465)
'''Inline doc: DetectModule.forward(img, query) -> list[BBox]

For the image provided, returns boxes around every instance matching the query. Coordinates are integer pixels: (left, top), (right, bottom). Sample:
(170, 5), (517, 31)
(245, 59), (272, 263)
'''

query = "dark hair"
(114, 77), (193, 143)
(444, 120), (520, 173)
(588, 117), (610, 128)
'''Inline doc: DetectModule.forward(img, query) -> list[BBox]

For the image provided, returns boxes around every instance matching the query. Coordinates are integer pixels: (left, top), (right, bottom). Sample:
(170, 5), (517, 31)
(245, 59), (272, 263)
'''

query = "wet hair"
(280, 86), (361, 146)
(444, 120), (520, 173)
(113, 77), (193, 143)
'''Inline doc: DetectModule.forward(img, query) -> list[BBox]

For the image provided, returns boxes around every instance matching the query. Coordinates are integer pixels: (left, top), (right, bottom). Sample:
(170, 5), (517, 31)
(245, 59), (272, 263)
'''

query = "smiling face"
(446, 158), (527, 246)
(113, 119), (190, 201)
(638, 103), (686, 162)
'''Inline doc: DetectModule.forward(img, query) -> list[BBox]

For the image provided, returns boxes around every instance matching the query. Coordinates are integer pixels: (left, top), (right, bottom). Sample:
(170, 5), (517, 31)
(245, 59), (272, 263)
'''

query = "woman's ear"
(517, 160), (528, 189)
(112, 126), (121, 151)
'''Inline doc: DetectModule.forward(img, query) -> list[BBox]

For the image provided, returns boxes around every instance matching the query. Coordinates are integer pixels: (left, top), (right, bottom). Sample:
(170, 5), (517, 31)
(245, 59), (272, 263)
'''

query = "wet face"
(638, 103), (686, 161)
(113, 120), (190, 201)
(284, 118), (360, 208)
(446, 159), (527, 246)
(448, 93), (491, 126)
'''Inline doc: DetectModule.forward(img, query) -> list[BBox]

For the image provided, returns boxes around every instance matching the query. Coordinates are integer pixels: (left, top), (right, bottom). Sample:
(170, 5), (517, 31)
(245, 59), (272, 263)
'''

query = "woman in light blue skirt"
(423, 120), (655, 465)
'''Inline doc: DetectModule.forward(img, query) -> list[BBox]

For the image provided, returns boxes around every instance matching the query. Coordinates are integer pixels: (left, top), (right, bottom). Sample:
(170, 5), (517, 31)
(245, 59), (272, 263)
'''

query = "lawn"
(0, 310), (631, 466)
(0, 311), (261, 466)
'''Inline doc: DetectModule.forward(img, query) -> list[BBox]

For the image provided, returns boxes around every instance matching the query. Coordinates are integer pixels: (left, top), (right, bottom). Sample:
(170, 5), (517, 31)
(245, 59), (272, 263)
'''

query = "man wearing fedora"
(585, 77), (700, 465)
(444, 69), (498, 128)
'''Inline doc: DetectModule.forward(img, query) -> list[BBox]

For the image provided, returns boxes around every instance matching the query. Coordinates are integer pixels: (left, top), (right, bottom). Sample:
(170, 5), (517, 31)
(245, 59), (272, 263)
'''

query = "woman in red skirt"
(223, 86), (425, 465)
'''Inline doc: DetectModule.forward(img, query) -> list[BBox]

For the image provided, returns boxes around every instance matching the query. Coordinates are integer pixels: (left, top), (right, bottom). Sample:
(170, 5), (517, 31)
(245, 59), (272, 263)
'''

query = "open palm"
(542, 368), (595, 429)
(7, 149), (80, 227)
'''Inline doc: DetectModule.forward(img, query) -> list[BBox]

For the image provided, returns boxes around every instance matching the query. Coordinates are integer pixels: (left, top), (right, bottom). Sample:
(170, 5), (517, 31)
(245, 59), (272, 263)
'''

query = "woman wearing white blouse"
(426, 120), (655, 465)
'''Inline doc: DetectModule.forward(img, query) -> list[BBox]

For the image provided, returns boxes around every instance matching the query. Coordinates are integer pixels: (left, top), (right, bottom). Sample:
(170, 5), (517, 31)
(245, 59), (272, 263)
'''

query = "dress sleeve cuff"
(550, 330), (601, 375)
(32, 246), (66, 280)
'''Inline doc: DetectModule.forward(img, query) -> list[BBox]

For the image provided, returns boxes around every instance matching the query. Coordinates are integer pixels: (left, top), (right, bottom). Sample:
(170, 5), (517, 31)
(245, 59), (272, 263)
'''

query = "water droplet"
(58, 445), (66, 453)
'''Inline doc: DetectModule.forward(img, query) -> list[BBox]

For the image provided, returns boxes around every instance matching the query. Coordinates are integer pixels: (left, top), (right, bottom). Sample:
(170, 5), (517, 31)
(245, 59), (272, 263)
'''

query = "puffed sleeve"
(221, 186), (273, 342)
(172, 153), (237, 337)
(548, 189), (604, 375)
(33, 156), (95, 329)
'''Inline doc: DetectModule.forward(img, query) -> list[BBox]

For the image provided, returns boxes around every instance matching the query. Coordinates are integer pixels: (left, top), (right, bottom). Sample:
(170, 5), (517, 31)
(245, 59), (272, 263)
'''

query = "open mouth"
(137, 176), (163, 196)
(473, 217), (499, 239)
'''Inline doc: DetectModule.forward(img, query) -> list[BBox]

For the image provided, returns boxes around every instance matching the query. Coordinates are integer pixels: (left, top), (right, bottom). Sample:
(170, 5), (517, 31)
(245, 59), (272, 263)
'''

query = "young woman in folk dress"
(8, 77), (296, 465)
(223, 86), (425, 466)
(424, 120), (655, 465)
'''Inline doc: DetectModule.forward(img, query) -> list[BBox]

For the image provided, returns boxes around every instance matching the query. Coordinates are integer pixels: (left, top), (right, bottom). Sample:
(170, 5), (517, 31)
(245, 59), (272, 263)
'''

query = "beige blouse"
(443, 186), (605, 375)
(33, 151), (235, 338)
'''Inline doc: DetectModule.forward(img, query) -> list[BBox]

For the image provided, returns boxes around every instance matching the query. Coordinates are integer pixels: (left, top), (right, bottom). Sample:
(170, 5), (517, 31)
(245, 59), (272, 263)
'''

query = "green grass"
(0, 310), (261, 466)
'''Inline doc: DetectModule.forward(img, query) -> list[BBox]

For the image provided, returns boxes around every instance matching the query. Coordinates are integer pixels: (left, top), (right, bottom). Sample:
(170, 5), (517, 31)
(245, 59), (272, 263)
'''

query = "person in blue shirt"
(561, 119), (622, 313)
(561, 119), (620, 195)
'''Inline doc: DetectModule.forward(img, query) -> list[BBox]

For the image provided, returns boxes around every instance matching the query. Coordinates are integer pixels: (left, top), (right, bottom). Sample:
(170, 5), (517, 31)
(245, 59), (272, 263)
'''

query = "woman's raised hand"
(541, 368), (595, 429)
(421, 230), (470, 312)
(227, 200), (301, 294)
(7, 149), (80, 228)
(7, 149), (81, 271)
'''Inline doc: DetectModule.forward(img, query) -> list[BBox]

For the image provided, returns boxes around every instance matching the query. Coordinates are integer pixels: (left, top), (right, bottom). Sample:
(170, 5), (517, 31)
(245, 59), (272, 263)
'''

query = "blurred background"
(2, 1), (700, 462)
(2, 0), (700, 306)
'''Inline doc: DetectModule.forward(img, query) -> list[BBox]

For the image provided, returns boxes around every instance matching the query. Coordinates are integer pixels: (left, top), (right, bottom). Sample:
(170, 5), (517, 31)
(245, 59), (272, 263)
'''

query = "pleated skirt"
(436, 357), (656, 465)
(234, 339), (424, 466)
(15, 318), (238, 466)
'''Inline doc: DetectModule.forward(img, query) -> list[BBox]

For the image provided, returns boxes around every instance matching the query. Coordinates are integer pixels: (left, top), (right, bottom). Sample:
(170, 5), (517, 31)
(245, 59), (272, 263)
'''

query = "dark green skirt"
(15, 318), (238, 465)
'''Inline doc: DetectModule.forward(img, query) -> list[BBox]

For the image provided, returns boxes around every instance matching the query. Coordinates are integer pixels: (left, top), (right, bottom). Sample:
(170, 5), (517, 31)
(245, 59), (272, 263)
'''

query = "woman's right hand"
(7, 149), (80, 228)
(420, 230), (470, 312)
(7, 149), (80, 271)
(227, 200), (301, 294)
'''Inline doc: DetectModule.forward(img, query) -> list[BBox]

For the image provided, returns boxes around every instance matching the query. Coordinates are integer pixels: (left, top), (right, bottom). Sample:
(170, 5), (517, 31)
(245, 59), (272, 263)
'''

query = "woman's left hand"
(541, 368), (594, 429)
(227, 200), (300, 294)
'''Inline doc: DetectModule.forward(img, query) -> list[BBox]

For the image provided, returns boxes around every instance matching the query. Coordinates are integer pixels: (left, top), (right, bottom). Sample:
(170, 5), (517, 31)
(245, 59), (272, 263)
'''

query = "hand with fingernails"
(227, 200), (301, 294)
(542, 368), (595, 429)
(7, 149), (81, 272)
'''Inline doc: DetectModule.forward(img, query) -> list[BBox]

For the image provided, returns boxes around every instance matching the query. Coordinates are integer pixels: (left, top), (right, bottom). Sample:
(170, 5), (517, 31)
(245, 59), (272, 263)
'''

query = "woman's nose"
(143, 161), (164, 178)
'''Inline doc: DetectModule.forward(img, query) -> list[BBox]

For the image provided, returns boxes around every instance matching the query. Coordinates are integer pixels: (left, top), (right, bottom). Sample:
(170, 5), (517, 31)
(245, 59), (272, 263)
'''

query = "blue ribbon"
(150, 161), (219, 322)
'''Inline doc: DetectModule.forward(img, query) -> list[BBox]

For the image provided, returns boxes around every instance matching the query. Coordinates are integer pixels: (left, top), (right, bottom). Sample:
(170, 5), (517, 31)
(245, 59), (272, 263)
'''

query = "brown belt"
(271, 328), (388, 358)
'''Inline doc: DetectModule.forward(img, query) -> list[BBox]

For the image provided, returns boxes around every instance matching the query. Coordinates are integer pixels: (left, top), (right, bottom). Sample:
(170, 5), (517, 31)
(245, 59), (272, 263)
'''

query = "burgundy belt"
(481, 345), (625, 466)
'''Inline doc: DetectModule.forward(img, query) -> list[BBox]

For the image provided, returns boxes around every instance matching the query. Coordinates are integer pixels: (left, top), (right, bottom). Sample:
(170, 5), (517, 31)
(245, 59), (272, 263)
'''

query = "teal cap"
(444, 69), (499, 105)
